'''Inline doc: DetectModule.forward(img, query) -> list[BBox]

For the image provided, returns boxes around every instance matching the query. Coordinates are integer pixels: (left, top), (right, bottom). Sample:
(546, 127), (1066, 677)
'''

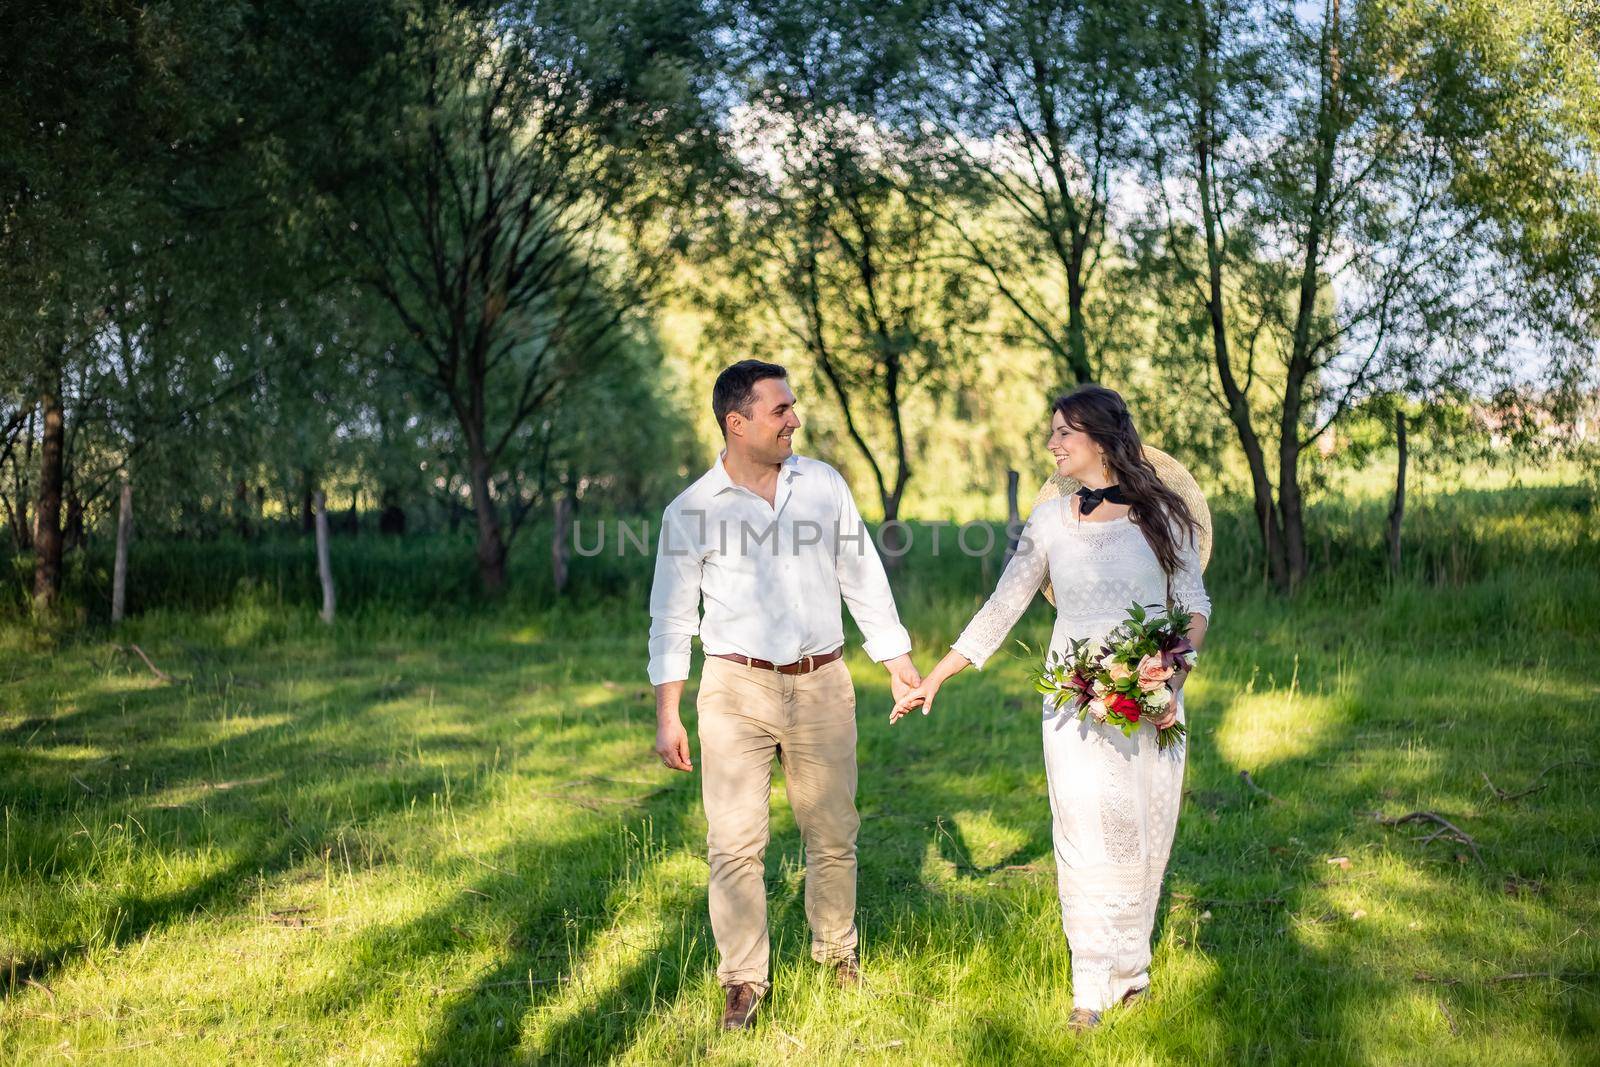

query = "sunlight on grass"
(3, 484), (1596, 1064)
(1211, 686), (1343, 772)
(524, 848), (703, 1055)
(19, 743), (111, 763)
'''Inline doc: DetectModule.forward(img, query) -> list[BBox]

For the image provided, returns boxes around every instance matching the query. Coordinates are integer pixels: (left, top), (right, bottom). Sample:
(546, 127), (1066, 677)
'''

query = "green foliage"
(3, 0), (1598, 603)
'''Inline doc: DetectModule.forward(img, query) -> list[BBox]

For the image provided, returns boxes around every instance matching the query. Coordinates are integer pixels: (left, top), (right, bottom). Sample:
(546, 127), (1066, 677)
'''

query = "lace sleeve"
(950, 506), (1052, 670)
(1170, 525), (1211, 620)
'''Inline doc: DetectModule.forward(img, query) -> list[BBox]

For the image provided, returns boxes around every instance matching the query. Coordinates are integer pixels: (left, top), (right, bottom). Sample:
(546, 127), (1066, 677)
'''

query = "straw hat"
(1030, 446), (1212, 606)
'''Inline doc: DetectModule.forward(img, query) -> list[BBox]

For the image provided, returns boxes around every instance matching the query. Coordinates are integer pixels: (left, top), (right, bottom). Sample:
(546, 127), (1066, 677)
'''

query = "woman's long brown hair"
(1052, 384), (1200, 576)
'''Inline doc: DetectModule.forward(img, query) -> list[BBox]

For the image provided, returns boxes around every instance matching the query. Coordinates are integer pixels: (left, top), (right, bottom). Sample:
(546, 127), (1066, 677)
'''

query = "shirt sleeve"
(831, 471), (912, 663)
(1169, 521), (1211, 620)
(646, 505), (704, 685)
(950, 507), (1050, 670)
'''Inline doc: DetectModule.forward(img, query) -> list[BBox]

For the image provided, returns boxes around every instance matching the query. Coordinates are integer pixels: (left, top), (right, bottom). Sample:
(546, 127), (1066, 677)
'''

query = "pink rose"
(1137, 654), (1175, 691)
(1108, 660), (1135, 683)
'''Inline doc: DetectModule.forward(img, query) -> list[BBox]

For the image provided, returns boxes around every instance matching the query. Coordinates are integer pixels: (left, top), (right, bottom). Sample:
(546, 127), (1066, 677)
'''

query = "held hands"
(890, 677), (942, 724)
(888, 648), (971, 725)
(884, 653), (923, 705)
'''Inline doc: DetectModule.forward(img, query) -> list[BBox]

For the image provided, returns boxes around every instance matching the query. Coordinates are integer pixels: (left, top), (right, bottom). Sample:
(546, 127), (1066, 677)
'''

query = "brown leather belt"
(710, 647), (844, 675)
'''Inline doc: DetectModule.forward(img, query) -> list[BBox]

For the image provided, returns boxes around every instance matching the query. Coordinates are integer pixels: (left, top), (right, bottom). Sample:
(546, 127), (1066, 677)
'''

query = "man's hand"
(890, 678), (942, 724)
(883, 653), (922, 704)
(653, 680), (693, 773)
(655, 718), (693, 772)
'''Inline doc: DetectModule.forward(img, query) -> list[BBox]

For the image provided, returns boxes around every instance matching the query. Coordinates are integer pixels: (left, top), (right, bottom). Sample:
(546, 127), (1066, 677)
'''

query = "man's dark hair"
(712, 360), (788, 437)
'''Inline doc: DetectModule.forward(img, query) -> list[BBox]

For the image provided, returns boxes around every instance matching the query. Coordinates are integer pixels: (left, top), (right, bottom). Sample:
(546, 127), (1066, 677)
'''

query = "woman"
(891, 384), (1211, 1032)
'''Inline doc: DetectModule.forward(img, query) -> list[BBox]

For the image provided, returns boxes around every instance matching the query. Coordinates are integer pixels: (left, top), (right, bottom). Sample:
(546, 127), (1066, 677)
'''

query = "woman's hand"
(1151, 664), (1192, 729)
(1170, 660), (1192, 695)
(888, 649), (972, 725)
(890, 678), (943, 724)
(1149, 702), (1179, 730)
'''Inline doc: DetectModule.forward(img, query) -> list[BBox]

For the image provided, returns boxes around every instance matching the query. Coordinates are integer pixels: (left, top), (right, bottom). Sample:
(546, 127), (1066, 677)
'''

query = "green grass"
(2, 485), (1597, 1064)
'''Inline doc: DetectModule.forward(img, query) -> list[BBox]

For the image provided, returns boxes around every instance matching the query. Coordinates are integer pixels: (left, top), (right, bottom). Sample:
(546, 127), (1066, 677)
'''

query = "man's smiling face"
(730, 377), (801, 463)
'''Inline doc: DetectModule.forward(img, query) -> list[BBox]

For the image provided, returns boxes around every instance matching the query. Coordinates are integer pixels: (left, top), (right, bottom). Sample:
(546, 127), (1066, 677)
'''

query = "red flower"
(1108, 693), (1141, 722)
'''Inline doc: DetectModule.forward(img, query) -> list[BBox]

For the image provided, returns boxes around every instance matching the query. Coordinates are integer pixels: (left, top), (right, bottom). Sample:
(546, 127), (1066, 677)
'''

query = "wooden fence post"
(314, 490), (336, 624)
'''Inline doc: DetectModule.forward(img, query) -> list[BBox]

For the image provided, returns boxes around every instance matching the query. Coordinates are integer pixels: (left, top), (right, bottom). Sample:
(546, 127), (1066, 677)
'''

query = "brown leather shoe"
(1067, 1007), (1101, 1033)
(832, 955), (861, 988)
(720, 983), (761, 1031)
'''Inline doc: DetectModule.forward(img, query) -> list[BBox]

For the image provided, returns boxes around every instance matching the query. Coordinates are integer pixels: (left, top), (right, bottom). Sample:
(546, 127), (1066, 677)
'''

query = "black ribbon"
(1075, 483), (1129, 515)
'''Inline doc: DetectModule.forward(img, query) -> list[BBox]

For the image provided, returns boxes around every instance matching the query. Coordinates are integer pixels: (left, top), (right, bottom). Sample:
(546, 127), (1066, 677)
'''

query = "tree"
(902, 0), (1160, 389)
(1, 0), (181, 610)
(1, 0), (322, 608)
(1136, 0), (1599, 591)
(301, 0), (722, 593)
(715, 117), (984, 543)
(714, 2), (987, 543)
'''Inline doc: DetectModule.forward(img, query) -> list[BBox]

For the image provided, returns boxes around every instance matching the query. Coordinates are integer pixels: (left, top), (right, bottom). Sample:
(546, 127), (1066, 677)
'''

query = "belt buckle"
(801, 654), (814, 673)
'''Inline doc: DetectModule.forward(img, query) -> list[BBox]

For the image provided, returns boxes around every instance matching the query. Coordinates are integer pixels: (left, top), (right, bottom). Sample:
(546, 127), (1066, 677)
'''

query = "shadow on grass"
(1130, 603), (1600, 1062)
(843, 581), (1599, 1062)
(406, 781), (708, 1064)
(0, 638), (510, 1001)
(5, 497), (1597, 1062)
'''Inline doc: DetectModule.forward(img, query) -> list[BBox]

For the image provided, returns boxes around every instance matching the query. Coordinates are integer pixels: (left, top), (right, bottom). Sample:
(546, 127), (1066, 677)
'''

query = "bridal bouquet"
(1030, 602), (1197, 751)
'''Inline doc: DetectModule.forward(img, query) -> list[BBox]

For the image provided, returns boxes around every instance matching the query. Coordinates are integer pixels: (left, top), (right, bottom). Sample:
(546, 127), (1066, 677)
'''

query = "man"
(647, 359), (921, 1030)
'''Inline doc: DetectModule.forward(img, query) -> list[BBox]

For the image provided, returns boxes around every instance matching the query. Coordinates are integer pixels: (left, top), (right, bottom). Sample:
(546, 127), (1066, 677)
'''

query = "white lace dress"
(951, 495), (1211, 1012)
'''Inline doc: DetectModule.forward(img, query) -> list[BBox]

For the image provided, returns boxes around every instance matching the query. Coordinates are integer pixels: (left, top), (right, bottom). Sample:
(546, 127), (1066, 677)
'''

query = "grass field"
(3, 485), (1598, 1064)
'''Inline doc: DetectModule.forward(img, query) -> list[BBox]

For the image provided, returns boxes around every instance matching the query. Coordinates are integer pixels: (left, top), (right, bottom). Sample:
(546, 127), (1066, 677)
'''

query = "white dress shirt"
(646, 452), (912, 685)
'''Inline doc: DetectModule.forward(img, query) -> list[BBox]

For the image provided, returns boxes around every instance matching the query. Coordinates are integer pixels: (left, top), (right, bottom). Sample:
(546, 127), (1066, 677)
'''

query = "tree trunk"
(882, 358), (913, 572)
(1278, 438), (1308, 590)
(1277, 0), (1341, 595)
(32, 375), (65, 612)
(1064, 274), (1093, 385)
(878, 479), (909, 571)
(8, 407), (35, 551)
(0, 493), (18, 553)
(301, 469), (316, 534)
(1196, 195), (1288, 586)
(379, 487), (406, 535)
(64, 486), (85, 549)
(1387, 409), (1407, 577)
(111, 481), (132, 623)
(314, 490), (335, 624)
(1192, 0), (1289, 591)
(6, 492), (28, 551)
(467, 451), (507, 594)
(552, 491), (572, 595)
(1004, 469), (1022, 560)
(234, 478), (253, 539)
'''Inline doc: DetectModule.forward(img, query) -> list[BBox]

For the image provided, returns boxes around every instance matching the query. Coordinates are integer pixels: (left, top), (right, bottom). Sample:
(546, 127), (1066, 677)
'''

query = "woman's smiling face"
(1047, 410), (1103, 483)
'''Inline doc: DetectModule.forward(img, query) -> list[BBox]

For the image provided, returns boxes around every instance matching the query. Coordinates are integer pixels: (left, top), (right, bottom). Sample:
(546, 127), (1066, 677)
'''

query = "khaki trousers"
(696, 653), (859, 995)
